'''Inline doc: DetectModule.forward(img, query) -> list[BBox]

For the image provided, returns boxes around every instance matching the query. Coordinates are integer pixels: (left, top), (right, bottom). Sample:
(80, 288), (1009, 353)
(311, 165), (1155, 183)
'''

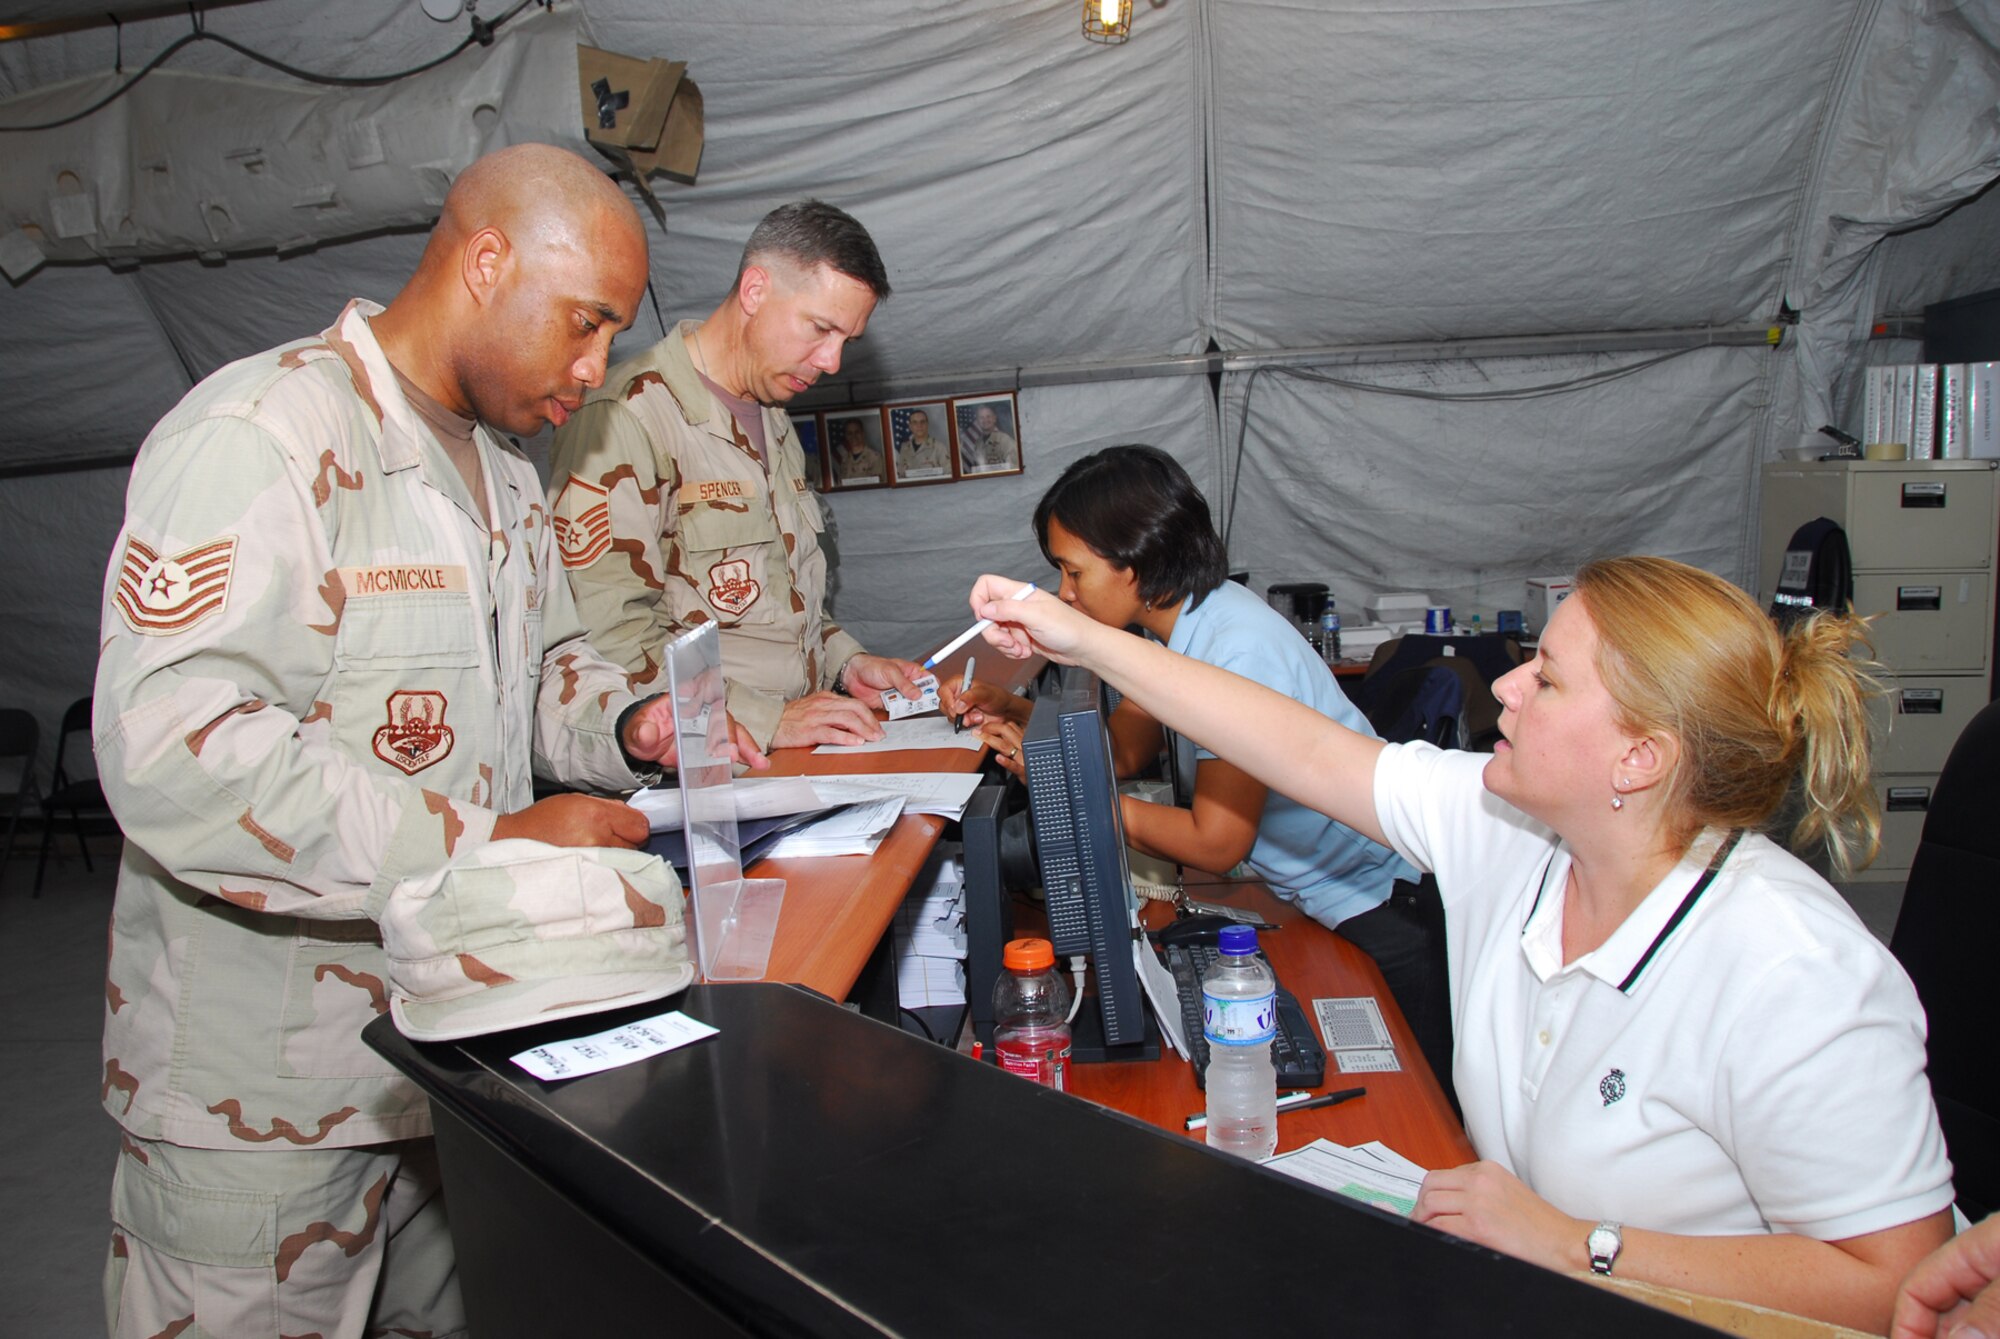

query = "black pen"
(1183, 1085), (1366, 1132)
(952, 656), (974, 733)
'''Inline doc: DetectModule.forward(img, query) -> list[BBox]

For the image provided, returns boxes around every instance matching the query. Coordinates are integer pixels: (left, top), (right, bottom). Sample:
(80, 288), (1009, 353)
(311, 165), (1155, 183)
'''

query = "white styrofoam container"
(1365, 592), (1432, 624)
(1339, 623), (1395, 659)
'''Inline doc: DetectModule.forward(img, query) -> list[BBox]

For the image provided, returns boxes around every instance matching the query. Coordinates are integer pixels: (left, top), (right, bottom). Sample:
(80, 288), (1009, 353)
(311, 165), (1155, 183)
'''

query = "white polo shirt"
(1374, 742), (1954, 1240)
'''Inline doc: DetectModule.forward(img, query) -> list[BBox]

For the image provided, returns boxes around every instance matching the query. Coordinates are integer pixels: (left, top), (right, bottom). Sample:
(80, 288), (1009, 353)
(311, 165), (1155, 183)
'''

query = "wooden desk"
(1067, 883), (1475, 1172)
(737, 649), (1036, 999)
(749, 753), (962, 1001)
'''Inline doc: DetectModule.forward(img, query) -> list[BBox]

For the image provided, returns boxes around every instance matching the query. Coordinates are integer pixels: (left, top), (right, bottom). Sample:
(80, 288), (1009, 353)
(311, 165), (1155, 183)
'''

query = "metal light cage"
(1083, 0), (1132, 44)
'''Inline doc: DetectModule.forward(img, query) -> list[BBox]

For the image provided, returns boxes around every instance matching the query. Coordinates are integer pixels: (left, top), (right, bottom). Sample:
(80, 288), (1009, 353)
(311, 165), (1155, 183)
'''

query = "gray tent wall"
(1, 0), (1998, 771)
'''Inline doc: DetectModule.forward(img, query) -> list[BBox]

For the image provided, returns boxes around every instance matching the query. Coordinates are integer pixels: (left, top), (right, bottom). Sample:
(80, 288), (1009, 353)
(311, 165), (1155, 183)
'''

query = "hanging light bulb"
(1083, 0), (1132, 44)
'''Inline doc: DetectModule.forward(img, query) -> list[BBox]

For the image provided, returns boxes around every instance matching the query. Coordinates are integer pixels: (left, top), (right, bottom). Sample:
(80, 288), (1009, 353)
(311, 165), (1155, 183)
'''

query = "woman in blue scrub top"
(946, 445), (1449, 1082)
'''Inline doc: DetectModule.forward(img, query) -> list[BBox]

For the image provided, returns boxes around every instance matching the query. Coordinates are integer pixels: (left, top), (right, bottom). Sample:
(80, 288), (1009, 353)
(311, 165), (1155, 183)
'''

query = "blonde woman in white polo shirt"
(965, 556), (1955, 1332)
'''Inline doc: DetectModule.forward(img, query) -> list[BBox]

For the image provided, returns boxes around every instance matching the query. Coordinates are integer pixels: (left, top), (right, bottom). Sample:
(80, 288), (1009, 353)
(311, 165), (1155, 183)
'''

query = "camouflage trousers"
(104, 1134), (467, 1339)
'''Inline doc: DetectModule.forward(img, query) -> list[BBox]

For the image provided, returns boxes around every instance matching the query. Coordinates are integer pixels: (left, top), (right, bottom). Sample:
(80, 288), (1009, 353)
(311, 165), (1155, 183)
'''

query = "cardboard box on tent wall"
(622, 79), (704, 184)
(577, 46), (704, 183)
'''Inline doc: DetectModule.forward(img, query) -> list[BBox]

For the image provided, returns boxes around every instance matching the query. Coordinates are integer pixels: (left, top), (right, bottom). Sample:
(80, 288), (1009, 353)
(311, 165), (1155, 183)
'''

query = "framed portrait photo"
(825, 409), (890, 490)
(790, 412), (826, 491)
(953, 392), (1023, 478)
(886, 400), (954, 486)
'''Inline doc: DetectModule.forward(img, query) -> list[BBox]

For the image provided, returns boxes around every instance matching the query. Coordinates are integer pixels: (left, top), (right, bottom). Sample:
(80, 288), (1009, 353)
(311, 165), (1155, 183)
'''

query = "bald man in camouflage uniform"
(95, 144), (758, 1339)
(549, 200), (924, 752)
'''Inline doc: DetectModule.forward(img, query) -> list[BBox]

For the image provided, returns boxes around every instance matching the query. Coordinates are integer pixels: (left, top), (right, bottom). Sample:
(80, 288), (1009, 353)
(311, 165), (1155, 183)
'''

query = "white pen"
(923, 582), (1039, 670)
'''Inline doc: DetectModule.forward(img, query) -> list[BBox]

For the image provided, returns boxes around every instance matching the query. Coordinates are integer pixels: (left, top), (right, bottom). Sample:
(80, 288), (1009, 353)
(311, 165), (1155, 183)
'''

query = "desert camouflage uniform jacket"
(546, 321), (865, 748)
(97, 300), (649, 1151)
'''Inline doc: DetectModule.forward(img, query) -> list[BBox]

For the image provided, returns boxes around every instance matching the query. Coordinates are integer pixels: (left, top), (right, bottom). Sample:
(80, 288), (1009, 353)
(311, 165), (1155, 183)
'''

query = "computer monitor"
(1019, 665), (1159, 1062)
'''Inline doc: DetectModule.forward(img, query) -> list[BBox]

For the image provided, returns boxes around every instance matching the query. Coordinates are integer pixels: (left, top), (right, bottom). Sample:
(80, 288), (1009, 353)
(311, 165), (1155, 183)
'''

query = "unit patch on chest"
(706, 558), (762, 617)
(373, 690), (455, 775)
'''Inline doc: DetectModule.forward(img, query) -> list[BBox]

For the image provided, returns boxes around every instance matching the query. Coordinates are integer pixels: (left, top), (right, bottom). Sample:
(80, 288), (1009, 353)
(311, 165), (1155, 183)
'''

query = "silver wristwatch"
(1587, 1221), (1623, 1275)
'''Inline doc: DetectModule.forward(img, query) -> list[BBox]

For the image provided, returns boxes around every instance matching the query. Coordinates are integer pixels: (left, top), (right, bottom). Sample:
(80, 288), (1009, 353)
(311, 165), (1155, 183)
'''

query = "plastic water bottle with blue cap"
(1318, 598), (1342, 664)
(1202, 924), (1278, 1158)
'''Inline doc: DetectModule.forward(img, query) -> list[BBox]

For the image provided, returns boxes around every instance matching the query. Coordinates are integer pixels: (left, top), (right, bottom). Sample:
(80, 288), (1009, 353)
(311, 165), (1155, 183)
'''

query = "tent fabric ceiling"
(1, 0), (1999, 750)
(1209, 0), (1835, 346)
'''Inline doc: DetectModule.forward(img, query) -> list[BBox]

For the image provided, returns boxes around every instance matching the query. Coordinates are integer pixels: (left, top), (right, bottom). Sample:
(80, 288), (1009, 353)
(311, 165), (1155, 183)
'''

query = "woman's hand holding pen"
(969, 574), (1097, 663)
(940, 679), (1030, 731)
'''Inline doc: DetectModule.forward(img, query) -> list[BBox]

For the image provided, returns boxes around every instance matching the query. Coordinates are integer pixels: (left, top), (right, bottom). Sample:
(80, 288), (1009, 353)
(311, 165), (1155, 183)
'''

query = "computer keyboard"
(1163, 942), (1327, 1090)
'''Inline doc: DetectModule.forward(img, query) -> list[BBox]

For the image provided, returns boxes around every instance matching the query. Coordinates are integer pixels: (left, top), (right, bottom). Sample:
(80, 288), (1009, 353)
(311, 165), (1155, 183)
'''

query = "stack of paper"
(628, 772), (983, 832)
(627, 777), (821, 832)
(1264, 1139), (1429, 1216)
(762, 796), (905, 858)
(894, 852), (968, 1009)
(809, 772), (982, 821)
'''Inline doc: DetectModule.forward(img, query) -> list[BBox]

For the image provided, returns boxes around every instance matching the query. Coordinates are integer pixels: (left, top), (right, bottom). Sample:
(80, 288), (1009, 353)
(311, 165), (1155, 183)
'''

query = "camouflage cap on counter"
(382, 839), (693, 1042)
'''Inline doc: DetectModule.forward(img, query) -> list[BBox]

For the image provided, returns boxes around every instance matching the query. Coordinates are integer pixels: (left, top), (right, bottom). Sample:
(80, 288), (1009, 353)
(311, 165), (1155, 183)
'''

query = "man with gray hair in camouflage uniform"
(548, 199), (928, 752)
(94, 142), (757, 1339)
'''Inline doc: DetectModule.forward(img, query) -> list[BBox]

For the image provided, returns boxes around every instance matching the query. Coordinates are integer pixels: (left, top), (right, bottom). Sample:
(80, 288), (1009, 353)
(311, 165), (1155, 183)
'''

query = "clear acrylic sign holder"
(665, 624), (786, 981)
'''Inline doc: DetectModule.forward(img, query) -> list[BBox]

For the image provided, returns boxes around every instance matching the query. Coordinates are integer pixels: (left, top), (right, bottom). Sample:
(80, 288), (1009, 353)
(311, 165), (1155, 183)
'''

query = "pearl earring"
(1611, 793), (1624, 811)
(1611, 777), (1629, 811)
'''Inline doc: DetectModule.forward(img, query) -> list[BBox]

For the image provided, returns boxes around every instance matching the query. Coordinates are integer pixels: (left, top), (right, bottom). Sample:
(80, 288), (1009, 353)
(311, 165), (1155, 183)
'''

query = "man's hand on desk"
(1412, 1160), (1586, 1273)
(838, 653), (928, 707)
(771, 691), (887, 749)
(622, 696), (769, 773)
(493, 793), (652, 849)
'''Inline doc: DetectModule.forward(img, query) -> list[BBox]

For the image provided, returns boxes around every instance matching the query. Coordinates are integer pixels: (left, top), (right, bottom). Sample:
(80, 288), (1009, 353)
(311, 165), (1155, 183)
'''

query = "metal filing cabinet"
(1759, 460), (2000, 882)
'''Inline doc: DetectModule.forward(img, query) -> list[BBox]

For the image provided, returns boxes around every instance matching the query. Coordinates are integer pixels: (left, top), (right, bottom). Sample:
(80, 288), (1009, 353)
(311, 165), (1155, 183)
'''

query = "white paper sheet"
(812, 716), (987, 755)
(894, 852), (970, 1009)
(810, 771), (984, 820)
(627, 776), (825, 832)
(1137, 939), (1188, 1059)
(1264, 1139), (1427, 1216)
(763, 796), (906, 857)
(510, 1011), (718, 1082)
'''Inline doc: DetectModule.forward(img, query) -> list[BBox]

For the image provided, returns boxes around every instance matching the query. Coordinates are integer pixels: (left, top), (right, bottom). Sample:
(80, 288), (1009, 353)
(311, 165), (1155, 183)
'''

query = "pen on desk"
(1182, 1086), (1366, 1132)
(953, 656), (975, 733)
(922, 582), (1039, 670)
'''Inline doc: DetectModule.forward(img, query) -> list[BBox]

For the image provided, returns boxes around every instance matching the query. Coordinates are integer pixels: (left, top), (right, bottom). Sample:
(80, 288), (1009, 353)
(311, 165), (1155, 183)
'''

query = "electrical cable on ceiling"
(1219, 343), (1708, 551)
(0, 0), (540, 133)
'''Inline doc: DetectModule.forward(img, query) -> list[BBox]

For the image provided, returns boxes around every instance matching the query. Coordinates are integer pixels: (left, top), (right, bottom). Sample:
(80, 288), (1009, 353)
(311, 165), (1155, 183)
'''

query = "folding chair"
(35, 696), (112, 896)
(0, 708), (39, 886)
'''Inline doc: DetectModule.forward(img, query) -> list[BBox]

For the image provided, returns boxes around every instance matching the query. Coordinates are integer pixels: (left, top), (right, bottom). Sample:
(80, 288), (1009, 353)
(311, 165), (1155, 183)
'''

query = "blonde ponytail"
(1770, 610), (1883, 878)
(1575, 557), (1886, 877)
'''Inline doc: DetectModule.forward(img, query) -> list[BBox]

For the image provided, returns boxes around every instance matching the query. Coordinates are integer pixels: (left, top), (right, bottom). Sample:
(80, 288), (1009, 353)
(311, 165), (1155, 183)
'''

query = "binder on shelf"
(1892, 365), (1918, 448)
(1864, 365), (1895, 445)
(1941, 365), (1969, 460)
(1970, 362), (2000, 460)
(1912, 364), (1938, 459)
